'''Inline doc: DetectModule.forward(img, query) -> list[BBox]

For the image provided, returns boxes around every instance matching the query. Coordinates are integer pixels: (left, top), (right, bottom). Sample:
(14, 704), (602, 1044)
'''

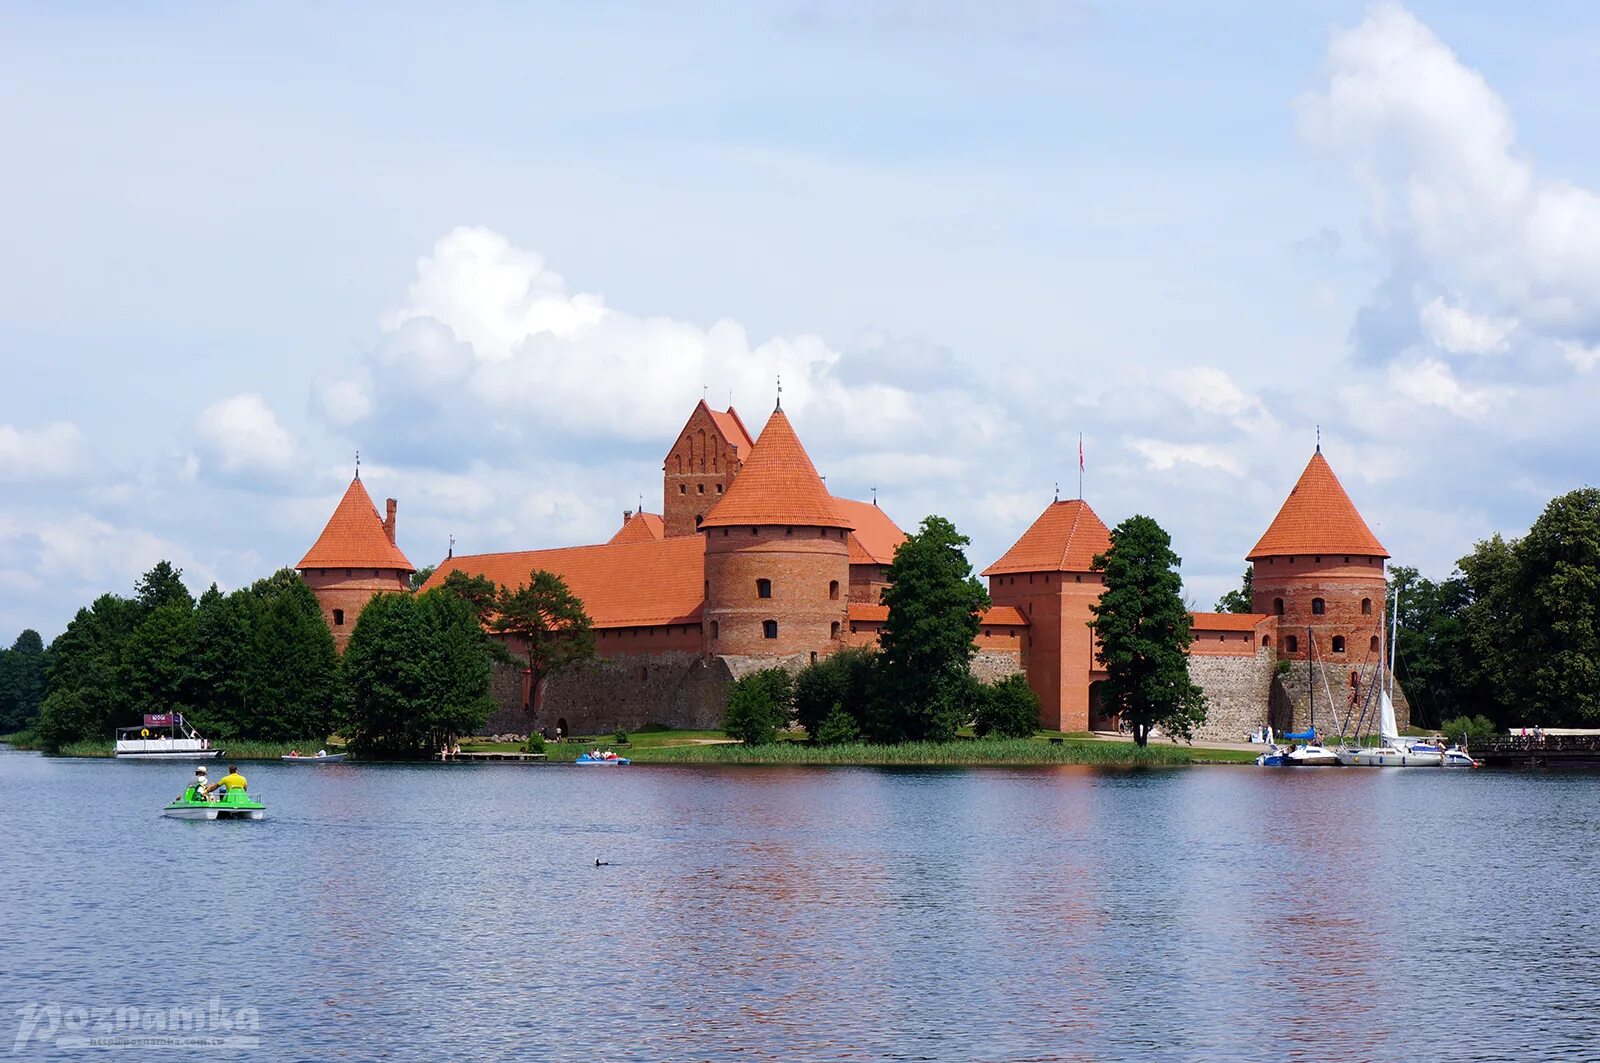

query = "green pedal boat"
(163, 786), (266, 820)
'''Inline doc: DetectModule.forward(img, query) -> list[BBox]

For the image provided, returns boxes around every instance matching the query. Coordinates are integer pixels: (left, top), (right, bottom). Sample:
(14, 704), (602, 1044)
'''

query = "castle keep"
(296, 403), (1405, 740)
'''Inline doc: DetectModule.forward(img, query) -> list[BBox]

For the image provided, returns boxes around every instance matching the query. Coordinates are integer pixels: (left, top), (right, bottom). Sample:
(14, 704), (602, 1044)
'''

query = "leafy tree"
(723, 667), (793, 745)
(410, 565), (437, 592)
(119, 601), (197, 720)
(973, 674), (1042, 738)
(185, 586), (254, 736)
(244, 573), (342, 739)
(1214, 565), (1254, 614)
(441, 570), (499, 621)
(36, 595), (138, 745)
(793, 647), (876, 740)
(0, 630), (47, 733)
(1439, 714), (1498, 745)
(1388, 566), (1474, 728)
(814, 705), (860, 745)
(1089, 515), (1207, 746)
(135, 560), (194, 615)
(1512, 488), (1600, 724)
(492, 570), (596, 717)
(867, 515), (990, 743)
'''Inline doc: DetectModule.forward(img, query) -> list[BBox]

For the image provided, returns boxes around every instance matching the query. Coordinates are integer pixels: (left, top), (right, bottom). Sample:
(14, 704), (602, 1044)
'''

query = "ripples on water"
(1, 750), (1597, 1061)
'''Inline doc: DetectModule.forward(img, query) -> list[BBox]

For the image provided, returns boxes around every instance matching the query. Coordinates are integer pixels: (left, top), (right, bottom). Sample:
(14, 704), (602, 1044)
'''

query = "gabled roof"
(847, 602), (1029, 627)
(420, 535), (706, 628)
(708, 406), (754, 458)
(982, 499), (1111, 576)
(297, 476), (415, 572)
(832, 497), (907, 565)
(1189, 612), (1271, 632)
(1248, 450), (1388, 560)
(607, 511), (665, 545)
(699, 408), (852, 530)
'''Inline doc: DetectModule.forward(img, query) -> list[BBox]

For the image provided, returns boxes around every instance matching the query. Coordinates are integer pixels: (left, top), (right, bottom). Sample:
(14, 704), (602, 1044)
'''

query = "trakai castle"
(296, 400), (1408, 740)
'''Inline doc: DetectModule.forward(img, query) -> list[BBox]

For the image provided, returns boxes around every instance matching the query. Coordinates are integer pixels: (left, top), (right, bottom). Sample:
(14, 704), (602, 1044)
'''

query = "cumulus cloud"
(0, 422), (89, 481)
(1300, 3), (1600, 352)
(1387, 358), (1499, 420)
(196, 393), (296, 477)
(1129, 439), (1244, 477)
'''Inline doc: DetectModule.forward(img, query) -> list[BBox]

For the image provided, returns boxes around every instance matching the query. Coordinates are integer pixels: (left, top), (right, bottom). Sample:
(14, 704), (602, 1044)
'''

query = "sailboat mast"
(1307, 625), (1314, 733)
(1389, 580), (1402, 701)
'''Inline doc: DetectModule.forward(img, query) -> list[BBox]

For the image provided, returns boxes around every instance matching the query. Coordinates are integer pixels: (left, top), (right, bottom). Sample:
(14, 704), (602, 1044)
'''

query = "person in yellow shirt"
(204, 764), (248, 796)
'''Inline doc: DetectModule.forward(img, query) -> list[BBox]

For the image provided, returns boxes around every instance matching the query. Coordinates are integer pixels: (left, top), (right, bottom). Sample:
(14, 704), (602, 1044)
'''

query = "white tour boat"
(115, 714), (223, 759)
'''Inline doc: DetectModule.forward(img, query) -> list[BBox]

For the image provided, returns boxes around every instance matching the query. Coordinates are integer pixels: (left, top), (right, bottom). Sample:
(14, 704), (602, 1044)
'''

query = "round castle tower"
(297, 473), (415, 651)
(698, 406), (851, 658)
(1248, 448), (1388, 666)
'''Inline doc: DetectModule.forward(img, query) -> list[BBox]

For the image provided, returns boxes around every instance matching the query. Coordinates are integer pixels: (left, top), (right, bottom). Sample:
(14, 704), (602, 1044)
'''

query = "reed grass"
(631, 738), (1253, 766)
(17, 738), (340, 760)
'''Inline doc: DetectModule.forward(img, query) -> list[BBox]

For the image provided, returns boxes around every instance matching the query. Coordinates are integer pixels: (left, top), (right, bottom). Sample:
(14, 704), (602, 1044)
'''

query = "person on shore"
(204, 764), (248, 796)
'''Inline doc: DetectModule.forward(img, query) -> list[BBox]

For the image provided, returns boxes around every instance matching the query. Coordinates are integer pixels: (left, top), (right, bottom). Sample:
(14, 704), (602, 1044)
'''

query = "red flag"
(1078, 434), (1084, 472)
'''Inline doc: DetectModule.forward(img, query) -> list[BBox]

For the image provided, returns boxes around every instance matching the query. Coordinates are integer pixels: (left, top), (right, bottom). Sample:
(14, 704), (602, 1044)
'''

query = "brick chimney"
(384, 498), (397, 545)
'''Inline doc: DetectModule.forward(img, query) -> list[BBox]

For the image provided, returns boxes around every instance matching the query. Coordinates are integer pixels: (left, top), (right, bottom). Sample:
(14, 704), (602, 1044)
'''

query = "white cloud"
(0, 422), (89, 481)
(1388, 357), (1499, 419)
(1418, 294), (1516, 354)
(196, 393), (296, 476)
(1299, 3), (1600, 341)
(1558, 341), (1600, 373)
(1129, 439), (1243, 476)
(314, 377), (373, 426)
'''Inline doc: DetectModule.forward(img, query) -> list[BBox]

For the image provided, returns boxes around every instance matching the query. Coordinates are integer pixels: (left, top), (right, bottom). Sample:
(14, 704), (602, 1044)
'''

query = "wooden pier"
(1468, 734), (1600, 768)
(434, 751), (549, 763)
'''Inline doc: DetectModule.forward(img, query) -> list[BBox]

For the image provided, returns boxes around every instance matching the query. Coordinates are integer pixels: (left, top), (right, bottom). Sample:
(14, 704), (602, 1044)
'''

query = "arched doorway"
(1088, 681), (1118, 732)
(555, 717), (569, 743)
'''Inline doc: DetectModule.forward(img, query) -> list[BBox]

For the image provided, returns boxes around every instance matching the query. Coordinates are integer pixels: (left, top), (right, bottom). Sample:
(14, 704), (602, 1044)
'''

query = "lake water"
(2, 749), (1597, 1061)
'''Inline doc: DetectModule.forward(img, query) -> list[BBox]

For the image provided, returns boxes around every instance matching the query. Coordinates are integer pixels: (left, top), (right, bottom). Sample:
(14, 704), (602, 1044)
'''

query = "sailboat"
(1258, 627), (1340, 766)
(1337, 580), (1442, 767)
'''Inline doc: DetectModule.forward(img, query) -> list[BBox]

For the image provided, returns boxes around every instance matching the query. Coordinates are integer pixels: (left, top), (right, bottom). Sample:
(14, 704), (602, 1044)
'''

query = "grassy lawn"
(463, 728), (731, 762)
(2, 733), (342, 760)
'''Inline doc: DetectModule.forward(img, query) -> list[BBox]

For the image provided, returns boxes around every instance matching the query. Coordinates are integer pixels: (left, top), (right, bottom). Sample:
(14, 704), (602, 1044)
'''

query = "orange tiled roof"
(700, 408), (852, 530)
(982, 605), (1029, 627)
(847, 603), (1029, 627)
(832, 497), (907, 565)
(1189, 612), (1270, 632)
(982, 499), (1112, 576)
(708, 406), (754, 458)
(419, 535), (706, 628)
(1248, 451), (1388, 560)
(607, 511), (665, 545)
(297, 476), (415, 572)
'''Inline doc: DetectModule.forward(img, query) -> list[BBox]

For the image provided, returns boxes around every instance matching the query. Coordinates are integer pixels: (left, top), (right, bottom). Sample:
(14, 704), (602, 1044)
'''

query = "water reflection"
(2, 750), (1598, 1060)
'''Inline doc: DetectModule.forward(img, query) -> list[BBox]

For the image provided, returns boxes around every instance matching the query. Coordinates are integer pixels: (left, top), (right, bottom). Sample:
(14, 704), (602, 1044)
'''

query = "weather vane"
(776, 373), (783, 411)
(355, 450), (361, 480)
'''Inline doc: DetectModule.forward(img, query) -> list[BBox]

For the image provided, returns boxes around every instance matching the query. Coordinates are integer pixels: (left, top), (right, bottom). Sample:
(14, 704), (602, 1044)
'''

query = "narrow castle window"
(333, 609), (344, 627)
(1370, 635), (1380, 652)
(711, 621), (719, 640)
(716, 484), (723, 493)
(1285, 635), (1299, 653)
(1331, 636), (1346, 653)
(1262, 635), (1272, 648)
(763, 620), (778, 639)
(1361, 598), (1372, 615)
(1312, 598), (1326, 615)
(1273, 598), (1284, 616)
(695, 515), (703, 528)
(751, 527), (758, 536)
(831, 621), (840, 639)
(757, 578), (772, 599)
(828, 580), (839, 600)
(697, 483), (705, 494)
(679, 484), (687, 494)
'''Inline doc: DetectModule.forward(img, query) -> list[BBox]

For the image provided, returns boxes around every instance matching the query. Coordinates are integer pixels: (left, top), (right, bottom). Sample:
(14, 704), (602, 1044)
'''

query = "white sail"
(1379, 690), (1400, 744)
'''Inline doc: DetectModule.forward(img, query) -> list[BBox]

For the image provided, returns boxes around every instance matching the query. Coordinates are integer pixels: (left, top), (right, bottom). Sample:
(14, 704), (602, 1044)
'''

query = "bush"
(973, 674), (1042, 738)
(793, 648), (876, 739)
(723, 668), (793, 746)
(815, 705), (860, 745)
(613, 729), (629, 746)
(525, 734), (546, 754)
(1440, 714), (1498, 744)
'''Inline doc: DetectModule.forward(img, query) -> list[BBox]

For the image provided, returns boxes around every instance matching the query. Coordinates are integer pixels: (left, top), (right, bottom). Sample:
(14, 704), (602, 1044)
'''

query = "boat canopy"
(1280, 729), (1315, 741)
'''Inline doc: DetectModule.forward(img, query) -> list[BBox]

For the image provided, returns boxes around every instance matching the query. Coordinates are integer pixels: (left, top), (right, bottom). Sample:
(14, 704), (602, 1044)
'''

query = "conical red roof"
(982, 499), (1111, 575)
(297, 476), (415, 571)
(1248, 451), (1387, 560)
(699, 408), (852, 530)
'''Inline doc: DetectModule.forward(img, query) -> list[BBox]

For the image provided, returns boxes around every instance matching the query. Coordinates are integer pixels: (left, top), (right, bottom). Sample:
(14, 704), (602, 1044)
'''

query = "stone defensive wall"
(1186, 647), (1278, 743)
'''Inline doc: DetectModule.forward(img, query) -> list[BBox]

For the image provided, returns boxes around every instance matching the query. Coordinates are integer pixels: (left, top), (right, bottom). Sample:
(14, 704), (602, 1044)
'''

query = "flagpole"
(1077, 433), (1084, 500)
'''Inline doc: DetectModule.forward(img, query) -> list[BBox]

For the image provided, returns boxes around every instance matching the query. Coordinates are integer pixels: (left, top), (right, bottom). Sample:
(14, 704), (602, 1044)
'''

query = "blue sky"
(4, 2), (1600, 640)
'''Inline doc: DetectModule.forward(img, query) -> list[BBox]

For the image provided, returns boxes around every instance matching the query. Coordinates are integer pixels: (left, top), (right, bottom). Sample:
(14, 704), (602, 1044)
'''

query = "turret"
(296, 473), (415, 650)
(698, 407), (850, 658)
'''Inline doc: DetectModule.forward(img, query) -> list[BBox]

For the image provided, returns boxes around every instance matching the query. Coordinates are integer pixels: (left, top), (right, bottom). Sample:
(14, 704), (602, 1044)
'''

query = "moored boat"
(1283, 743), (1341, 766)
(575, 754), (630, 766)
(116, 713), (223, 760)
(1336, 744), (1443, 767)
(281, 752), (346, 763)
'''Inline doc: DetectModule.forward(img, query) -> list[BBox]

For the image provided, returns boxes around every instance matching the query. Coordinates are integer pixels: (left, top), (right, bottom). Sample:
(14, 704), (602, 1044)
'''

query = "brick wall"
(663, 405), (743, 537)
(299, 568), (411, 651)
(1253, 554), (1387, 664)
(703, 525), (850, 657)
(988, 570), (1106, 731)
(1268, 660), (1413, 737)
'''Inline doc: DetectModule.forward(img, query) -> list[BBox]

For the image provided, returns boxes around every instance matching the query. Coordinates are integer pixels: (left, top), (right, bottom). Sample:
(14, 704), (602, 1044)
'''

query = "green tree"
(723, 667), (793, 745)
(119, 601), (197, 720)
(973, 674), (1042, 738)
(0, 629), (47, 733)
(814, 705), (860, 745)
(1513, 488), (1600, 724)
(135, 560), (194, 615)
(1089, 515), (1207, 746)
(410, 564), (437, 592)
(1214, 565), (1254, 614)
(793, 647), (876, 740)
(185, 586), (254, 736)
(867, 515), (990, 743)
(492, 570), (596, 716)
(36, 594), (138, 745)
(244, 572), (342, 739)
(1388, 566), (1474, 728)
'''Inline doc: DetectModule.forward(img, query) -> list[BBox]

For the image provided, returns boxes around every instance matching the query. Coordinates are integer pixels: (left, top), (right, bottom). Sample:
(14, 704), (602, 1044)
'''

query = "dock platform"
(435, 751), (549, 763)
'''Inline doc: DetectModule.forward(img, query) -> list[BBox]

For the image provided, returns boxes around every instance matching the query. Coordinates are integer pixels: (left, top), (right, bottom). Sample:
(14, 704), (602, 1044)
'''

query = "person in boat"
(190, 765), (210, 801)
(204, 764), (247, 796)
(289, 749), (300, 758)
(602, 749), (615, 760)
(316, 748), (328, 758)
(590, 747), (602, 760)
